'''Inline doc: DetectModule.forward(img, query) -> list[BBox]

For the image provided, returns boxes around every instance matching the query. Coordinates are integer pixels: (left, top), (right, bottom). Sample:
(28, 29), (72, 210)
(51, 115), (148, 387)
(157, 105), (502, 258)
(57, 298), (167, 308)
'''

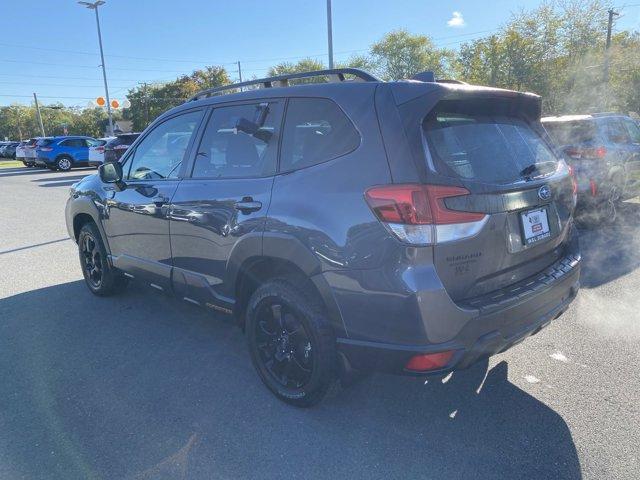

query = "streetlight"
(326, 0), (334, 69)
(78, 0), (114, 136)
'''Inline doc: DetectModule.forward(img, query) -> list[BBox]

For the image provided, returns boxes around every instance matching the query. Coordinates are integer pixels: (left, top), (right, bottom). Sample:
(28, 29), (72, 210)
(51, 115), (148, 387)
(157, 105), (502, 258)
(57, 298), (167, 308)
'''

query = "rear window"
(543, 120), (598, 146)
(424, 110), (558, 184)
(280, 98), (360, 172)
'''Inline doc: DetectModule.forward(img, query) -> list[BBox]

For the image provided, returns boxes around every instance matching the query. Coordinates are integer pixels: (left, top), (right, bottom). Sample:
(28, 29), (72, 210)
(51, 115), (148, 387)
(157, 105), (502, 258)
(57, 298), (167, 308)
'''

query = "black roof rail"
(188, 68), (380, 102)
(590, 112), (623, 117)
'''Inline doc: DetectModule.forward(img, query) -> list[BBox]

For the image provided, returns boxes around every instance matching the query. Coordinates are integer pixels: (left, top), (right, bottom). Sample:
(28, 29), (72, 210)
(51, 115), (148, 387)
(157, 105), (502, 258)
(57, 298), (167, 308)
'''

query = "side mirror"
(99, 161), (123, 184)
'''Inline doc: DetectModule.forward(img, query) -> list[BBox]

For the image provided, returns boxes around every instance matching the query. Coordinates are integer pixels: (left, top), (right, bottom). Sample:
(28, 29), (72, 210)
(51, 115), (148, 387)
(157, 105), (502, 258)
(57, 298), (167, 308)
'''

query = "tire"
(78, 222), (128, 296)
(246, 279), (339, 407)
(56, 156), (73, 171)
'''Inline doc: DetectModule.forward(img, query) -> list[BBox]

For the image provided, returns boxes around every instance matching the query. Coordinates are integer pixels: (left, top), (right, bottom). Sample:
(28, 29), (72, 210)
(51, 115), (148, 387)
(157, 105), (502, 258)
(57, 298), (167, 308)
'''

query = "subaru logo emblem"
(538, 185), (551, 201)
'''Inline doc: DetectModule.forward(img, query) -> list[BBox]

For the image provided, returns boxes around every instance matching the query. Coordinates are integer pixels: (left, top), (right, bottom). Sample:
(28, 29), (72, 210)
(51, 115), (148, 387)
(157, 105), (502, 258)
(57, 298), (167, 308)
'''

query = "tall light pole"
(326, 0), (334, 69)
(78, 0), (114, 136)
(603, 8), (619, 83)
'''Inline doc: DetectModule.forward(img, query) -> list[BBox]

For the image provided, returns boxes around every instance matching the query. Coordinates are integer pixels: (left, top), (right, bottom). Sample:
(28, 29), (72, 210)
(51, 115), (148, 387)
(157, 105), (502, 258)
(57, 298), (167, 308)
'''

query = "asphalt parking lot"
(0, 165), (639, 480)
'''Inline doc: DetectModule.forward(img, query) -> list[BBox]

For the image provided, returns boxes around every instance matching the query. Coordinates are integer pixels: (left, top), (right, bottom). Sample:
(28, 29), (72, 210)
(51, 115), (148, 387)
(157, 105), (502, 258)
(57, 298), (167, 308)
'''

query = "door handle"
(234, 197), (262, 213)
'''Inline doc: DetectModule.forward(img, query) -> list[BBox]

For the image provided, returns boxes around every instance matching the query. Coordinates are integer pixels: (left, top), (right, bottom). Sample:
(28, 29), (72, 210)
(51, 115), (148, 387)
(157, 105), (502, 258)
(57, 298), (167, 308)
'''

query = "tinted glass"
(36, 138), (54, 146)
(126, 110), (202, 180)
(601, 118), (631, 144)
(61, 139), (86, 148)
(424, 113), (558, 184)
(280, 98), (360, 171)
(623, 119), (640, 143)
(192, 102), (282, 178)
(544, 120), (598, 146)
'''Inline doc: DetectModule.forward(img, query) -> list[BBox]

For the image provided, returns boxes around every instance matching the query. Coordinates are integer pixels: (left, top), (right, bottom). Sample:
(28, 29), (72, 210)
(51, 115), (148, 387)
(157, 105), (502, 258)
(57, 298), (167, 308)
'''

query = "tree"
(125, 66), (231, 131)
(370, 30), (457, 80)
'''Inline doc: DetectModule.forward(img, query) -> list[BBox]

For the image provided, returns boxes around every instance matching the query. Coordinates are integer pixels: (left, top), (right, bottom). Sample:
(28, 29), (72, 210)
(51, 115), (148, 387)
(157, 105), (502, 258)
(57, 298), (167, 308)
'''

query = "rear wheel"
(56, 156), (72, 171)
(246, 279), (338, 407)
(78, 222), (128, 296)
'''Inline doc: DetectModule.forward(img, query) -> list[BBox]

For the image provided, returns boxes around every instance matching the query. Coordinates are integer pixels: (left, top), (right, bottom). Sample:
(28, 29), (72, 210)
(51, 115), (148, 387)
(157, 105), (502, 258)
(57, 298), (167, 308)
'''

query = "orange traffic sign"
(110, 99), (120, 109)
(96, 96), (106, 106)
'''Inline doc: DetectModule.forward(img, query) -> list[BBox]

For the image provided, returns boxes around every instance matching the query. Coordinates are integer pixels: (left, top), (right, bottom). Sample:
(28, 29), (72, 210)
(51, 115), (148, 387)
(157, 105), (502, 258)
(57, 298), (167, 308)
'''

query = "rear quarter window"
(279, 98), (360, 172)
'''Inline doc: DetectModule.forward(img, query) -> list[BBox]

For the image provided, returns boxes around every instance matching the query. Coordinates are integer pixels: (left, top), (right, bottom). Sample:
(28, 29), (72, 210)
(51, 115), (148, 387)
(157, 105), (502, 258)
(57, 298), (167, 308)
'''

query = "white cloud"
(447, 11), (465, 28)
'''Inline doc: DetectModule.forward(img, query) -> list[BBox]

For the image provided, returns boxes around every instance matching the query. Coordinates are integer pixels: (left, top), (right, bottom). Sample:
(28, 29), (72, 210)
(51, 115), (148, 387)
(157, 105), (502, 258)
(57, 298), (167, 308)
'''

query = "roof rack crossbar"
(187, 68), (379, 102)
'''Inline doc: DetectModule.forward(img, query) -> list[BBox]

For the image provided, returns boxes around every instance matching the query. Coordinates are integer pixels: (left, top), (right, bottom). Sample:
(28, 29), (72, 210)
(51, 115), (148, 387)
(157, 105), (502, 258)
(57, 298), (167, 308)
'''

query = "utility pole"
(33, 93), (45, 137)
(79, 1), (114, 136)
(604, 8), (619, 82)
(237, 61), (243, 92)
(326, 0), (334, 69)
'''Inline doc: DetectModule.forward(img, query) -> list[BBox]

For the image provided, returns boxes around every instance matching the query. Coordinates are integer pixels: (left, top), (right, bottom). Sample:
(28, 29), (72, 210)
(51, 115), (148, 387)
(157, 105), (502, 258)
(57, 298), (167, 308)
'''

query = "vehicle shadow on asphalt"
(0, 281), (581, 480)
(0, 167), (94, 178)
(578, 201), (640, 289)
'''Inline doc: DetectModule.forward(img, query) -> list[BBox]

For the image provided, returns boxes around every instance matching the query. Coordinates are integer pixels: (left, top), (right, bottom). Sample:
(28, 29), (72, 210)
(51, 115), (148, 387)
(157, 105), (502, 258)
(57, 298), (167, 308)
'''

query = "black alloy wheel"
(255, 301), (314, 390)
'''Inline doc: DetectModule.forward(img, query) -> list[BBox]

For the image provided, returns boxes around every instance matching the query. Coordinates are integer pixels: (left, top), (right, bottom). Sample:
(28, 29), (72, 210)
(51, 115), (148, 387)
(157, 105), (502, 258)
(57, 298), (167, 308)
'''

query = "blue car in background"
(35, 136), (99, 171)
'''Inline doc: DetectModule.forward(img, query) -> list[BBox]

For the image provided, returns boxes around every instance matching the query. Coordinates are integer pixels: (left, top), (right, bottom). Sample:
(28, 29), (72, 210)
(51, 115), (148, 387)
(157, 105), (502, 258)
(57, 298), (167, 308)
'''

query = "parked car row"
(0, 141), (20, 158)
(8, 133), (140, 170)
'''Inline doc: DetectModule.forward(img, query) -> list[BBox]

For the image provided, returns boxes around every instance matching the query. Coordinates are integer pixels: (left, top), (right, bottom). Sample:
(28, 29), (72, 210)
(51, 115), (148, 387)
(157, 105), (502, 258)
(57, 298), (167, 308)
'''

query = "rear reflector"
(405, 350), (455, 372)
(590, 179), (598, 197)
(365, 184), (486, 245)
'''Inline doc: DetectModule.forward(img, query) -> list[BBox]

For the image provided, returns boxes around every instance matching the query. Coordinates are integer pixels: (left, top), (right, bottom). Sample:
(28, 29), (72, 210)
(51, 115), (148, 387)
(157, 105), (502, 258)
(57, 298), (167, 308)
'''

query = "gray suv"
(542, 113), (640, 221)
(65, 69), (581, 406)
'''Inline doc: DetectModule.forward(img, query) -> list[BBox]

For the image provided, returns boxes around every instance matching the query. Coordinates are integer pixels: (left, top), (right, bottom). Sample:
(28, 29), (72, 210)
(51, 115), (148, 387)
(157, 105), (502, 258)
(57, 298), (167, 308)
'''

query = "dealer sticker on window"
(521, 208), (551, 245)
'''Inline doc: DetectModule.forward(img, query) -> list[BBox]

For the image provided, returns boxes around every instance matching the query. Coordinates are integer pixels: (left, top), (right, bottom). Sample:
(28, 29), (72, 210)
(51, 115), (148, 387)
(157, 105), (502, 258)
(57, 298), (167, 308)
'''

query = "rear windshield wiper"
(520, 164), (538, 179)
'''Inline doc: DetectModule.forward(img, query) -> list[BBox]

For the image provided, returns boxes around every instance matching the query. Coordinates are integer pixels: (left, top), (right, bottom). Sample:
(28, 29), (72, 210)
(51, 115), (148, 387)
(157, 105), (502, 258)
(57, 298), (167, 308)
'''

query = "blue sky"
(1, 0), (639, 107)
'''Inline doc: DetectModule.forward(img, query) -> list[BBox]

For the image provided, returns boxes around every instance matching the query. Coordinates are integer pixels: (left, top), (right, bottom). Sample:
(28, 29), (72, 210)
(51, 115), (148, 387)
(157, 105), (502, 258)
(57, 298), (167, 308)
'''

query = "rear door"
(421, 99), (574, 301)
(169, 100), (283, 309)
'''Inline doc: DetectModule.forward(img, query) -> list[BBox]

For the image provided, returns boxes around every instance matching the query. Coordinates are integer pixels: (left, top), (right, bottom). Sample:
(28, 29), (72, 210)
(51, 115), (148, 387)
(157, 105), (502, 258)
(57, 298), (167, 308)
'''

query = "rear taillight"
(96, 146), (105, 153)
(365, 184), (486, 245)
(405, 350), (455, 372)
(564, 146), (607, 159)
(567, 165), (578, 196)
(590, 179), (598, 197)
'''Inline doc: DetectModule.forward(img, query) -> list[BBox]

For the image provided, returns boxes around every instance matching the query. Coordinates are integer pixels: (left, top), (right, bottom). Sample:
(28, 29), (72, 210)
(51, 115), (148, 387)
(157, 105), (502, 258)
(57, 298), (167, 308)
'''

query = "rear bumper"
(336, 260), (579, 375)
(332, 229), (581, 375)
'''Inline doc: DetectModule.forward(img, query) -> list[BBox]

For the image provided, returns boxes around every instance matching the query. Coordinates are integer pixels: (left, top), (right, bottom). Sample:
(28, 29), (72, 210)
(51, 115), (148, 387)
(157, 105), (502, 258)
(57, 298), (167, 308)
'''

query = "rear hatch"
(422, 97), (574, 301)
(373, 86), (576, 304)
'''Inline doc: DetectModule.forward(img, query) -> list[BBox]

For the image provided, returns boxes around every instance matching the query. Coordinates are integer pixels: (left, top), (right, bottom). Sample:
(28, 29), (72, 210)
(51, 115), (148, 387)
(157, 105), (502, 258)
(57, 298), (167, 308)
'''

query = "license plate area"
(520, 207), (551, 245)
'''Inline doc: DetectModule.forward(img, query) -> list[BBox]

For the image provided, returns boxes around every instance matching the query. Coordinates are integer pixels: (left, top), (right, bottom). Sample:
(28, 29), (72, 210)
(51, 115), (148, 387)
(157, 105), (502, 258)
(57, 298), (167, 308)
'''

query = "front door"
(169, 101), (283, 308)
(102, 109), (204, 290)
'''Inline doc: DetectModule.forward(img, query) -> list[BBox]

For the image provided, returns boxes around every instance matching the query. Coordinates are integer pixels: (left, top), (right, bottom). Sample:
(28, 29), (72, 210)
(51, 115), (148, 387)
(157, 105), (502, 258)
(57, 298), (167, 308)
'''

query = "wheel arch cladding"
(232, 236), (347, 337)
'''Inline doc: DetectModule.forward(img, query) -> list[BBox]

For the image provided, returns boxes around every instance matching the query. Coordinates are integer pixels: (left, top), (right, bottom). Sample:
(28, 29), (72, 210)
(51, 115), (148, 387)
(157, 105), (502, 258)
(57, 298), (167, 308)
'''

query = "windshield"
(424, 111), (558, 184)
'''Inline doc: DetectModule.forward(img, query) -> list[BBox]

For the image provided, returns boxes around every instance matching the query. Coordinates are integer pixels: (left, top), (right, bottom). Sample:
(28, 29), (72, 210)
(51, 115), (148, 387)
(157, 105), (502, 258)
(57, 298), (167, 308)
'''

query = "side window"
(603, 119), (630, 144)
(623, 119), (640, 144)
(280, 98), (360, 172)
(126, 110), (203, 180)
(192, 102), (282, 178)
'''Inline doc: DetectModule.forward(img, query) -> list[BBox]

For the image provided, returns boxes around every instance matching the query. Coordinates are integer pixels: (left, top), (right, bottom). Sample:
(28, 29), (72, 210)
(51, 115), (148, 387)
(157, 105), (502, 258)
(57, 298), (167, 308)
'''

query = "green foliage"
(124, 66), (231, 131)
(370, 29), (457, 80)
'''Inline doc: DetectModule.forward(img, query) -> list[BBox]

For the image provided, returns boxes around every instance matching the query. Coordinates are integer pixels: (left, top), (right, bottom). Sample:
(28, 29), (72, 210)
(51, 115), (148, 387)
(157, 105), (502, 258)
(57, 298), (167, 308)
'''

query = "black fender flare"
(67, 196), (112, 256)
(226, 232), (348, 338)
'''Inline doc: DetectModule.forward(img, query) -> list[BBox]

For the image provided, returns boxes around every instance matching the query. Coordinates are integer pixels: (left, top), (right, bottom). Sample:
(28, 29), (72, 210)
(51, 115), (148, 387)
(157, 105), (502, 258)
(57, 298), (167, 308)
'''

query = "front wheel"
(246, 279), (338, 407)
(78, 222), (128, 296)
